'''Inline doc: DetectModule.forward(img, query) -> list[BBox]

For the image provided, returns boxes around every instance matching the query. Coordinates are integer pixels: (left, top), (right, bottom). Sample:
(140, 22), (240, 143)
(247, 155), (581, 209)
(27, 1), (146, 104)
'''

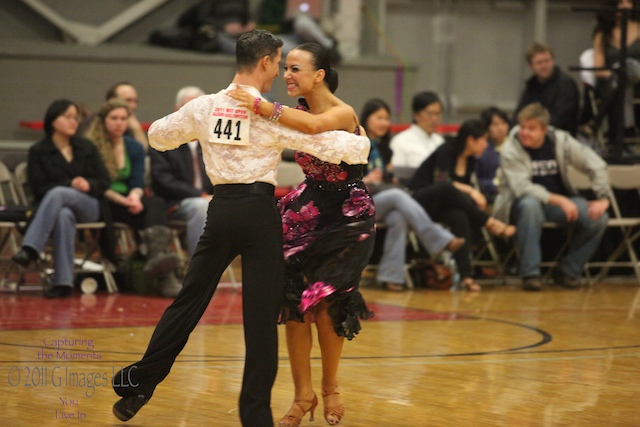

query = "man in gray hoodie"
(494, 103), (610, 291)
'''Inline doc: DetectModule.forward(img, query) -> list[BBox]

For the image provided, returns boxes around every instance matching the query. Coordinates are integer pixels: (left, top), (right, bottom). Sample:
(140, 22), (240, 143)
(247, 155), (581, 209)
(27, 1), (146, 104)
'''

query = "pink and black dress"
(278, 147), (376, 340)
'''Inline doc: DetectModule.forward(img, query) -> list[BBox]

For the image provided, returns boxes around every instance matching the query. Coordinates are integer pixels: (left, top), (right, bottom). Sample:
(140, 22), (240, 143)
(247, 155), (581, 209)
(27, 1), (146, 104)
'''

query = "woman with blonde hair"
(86, 99), (180, 297)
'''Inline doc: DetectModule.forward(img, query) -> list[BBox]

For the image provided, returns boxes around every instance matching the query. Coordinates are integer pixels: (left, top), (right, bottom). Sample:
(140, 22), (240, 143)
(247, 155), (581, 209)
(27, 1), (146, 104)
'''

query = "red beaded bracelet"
(253, 97), (262, 116)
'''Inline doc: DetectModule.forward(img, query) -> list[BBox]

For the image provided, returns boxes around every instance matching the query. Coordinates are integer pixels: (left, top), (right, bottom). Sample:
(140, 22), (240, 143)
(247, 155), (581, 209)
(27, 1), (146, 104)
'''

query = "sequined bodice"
(295, 151), (365, 182)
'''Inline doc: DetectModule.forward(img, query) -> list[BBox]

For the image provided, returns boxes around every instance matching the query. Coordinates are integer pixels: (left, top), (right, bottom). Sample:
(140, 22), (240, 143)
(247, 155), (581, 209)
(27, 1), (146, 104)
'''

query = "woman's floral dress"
(279, 142), (376, 340)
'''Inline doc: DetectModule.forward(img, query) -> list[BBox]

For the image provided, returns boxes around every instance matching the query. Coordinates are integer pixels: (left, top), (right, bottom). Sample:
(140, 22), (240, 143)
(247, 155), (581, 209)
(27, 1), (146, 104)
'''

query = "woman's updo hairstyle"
(294, 42), (339, 94)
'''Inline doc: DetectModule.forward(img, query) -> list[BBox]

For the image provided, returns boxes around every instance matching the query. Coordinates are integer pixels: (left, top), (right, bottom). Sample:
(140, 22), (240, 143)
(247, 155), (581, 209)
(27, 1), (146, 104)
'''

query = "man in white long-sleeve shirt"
(390, 91), (444, 168)
(111, 29), (370, 427)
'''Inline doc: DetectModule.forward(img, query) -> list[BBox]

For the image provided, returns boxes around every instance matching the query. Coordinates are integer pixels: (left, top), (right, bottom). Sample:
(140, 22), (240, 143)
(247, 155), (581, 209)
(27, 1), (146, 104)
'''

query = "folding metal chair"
(11, 161), (119, 293)
(0, 161), (30, 292)
(581, 165), (640, 284)
(363, 222), (415, 289)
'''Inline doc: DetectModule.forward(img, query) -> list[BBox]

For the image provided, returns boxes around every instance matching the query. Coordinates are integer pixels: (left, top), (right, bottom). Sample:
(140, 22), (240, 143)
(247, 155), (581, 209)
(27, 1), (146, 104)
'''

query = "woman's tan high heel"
(322, 387), (345, 425)
(485, 217), (516, 239)
(278, 393), (318, 427)
(462, 277), (481, 292)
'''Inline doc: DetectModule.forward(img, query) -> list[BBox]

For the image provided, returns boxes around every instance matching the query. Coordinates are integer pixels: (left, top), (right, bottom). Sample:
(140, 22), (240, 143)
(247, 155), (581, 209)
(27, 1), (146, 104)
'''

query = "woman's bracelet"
(269, 102), (283, 122)
(253, 97), (262, 116)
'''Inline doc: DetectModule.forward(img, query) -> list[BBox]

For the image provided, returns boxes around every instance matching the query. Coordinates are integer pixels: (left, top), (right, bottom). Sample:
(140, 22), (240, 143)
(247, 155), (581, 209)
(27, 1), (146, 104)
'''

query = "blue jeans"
(512, 196), (608, 278)
(23, 187), (100, 287)
(169, 197), (210, 257)
(373, 188), (454, 284)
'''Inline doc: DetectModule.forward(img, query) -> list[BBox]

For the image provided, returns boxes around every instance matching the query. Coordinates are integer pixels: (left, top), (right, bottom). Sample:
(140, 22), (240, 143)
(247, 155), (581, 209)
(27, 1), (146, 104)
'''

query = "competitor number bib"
(208, 107), (250, 146)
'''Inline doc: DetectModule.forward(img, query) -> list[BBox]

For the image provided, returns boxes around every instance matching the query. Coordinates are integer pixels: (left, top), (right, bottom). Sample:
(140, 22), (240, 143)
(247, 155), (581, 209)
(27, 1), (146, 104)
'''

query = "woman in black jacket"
(12, 99), (112, 298)
(409, 119), (515, 291)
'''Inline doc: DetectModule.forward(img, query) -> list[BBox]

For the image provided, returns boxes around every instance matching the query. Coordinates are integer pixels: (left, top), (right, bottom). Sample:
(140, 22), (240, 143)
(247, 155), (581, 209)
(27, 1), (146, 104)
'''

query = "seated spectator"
(390, 91), (444, 168)
(257, 0), (341, 62)
(150, 0), (340, 62)
(12, 99), (112, 298)
(513, 42), (580, 136)
(408, 119), (516, 292)
(77, 81), (148, 151)
(86, 99), (181, 297)
(360, 98), (464, 291)
(475, 106), (510, 204)
(493, 103), (610, 292)
(161, 0), (255, 54)
(149, 86), (214, 258)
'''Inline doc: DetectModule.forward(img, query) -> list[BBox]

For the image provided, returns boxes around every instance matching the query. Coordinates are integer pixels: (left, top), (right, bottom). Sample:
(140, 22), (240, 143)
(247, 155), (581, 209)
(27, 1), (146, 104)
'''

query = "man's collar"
(226, 83), (262, 99)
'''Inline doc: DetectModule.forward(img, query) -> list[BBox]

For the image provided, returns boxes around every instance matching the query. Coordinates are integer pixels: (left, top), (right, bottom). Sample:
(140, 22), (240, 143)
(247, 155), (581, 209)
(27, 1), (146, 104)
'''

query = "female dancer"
(408, 119), (516, 292)
(360, 97), (465, 291)
(85, 99), (180, 297)
(592, 0), (640, 136)
(230, 43), (374, 426)
(12, 99), (111, 298)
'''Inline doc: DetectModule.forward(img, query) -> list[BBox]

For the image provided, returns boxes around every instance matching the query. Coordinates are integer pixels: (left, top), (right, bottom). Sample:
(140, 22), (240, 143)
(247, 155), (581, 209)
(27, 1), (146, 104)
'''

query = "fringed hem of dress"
(278, 290), (374, 341)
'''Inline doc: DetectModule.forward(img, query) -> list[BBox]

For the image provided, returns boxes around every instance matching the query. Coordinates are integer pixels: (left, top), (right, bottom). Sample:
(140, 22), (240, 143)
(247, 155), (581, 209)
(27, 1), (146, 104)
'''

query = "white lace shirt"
(149, 84), (370, 186)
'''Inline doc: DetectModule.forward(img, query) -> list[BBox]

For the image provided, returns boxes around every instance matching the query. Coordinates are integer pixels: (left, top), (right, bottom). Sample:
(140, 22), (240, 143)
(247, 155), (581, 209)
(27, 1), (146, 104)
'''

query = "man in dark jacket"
(514, 42), (580, 136)
(149, 86), (214, 258)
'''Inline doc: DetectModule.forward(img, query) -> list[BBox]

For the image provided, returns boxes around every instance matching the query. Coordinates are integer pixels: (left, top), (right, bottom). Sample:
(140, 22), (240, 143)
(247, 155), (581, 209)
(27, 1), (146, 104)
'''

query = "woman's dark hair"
(43, 99), (77, 138)
(236, 29), (284, 72)
(360, 98), (392, 164)
(451, 119), (487, 157)
(596, 0), (638, 40)
(293, 42), (339, 93)
(480, 106), (510, 129)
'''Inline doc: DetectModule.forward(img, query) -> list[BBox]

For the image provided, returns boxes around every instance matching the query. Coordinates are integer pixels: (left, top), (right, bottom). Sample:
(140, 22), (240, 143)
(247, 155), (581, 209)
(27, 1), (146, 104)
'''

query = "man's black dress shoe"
(113, 395), (148, 422)
(44, 286), (72, 299)
(12, 249), (33, 267)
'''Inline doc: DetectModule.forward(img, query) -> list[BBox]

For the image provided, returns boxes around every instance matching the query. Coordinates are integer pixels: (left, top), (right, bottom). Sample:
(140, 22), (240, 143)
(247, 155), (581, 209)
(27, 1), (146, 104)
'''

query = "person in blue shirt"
(475, 107), (510, 204)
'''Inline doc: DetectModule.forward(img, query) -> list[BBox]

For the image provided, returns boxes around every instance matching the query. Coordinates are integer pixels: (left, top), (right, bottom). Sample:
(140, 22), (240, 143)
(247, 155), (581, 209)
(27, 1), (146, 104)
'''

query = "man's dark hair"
(105, 81), (133, 101)
(236, 29), (283, 72)
(411, 91), (441, 114)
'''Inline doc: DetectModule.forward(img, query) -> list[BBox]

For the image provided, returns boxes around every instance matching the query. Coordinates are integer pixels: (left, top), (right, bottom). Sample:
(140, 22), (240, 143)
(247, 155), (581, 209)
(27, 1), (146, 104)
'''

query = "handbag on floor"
(409, 259), (453, 290)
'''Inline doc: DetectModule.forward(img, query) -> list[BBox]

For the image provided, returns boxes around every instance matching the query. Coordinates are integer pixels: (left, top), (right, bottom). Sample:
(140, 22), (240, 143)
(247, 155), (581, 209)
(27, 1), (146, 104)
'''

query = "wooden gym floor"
(1, 268), (639, 426)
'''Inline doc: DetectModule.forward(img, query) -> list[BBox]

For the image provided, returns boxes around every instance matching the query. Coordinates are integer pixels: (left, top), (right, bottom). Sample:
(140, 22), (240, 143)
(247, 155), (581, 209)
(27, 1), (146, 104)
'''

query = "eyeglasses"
(60, 114), (79, 122)
(424, 111), (442, 118)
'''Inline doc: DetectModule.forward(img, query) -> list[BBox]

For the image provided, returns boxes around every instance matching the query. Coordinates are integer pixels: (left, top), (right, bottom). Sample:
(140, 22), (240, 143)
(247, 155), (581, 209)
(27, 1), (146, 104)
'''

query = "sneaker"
(552, 270), (582, 289)
(522, 276), (542, 292)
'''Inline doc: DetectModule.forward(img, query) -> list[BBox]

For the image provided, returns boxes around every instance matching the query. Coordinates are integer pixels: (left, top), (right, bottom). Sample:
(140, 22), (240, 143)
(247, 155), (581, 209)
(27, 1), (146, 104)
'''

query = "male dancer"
(111, 29), (369, 427)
